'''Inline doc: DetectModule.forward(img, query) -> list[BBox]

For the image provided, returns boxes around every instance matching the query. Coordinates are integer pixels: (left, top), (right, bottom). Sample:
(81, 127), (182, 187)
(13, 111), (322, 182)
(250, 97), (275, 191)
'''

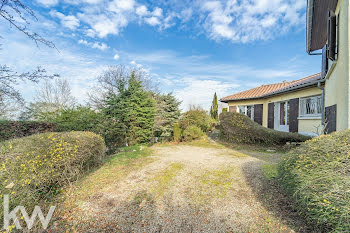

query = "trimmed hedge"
(279, 130), (350, 232)
(219, 112), (310, 145)
(0, 120), (56, 142)
(0, 131), (106, 228)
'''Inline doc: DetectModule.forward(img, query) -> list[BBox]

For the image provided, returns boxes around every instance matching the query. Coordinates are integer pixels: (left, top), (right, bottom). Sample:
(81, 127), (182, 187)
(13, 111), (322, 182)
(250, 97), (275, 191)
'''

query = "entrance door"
(274, 101), (290, 132)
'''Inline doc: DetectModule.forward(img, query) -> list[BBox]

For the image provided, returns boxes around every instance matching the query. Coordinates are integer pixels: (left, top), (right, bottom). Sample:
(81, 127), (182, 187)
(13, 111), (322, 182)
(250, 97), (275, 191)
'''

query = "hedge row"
(278, 130), (350, 232)
(0, 132), (106, 230)
(219, 112), (310, 145)
(0, 120), (56, 141)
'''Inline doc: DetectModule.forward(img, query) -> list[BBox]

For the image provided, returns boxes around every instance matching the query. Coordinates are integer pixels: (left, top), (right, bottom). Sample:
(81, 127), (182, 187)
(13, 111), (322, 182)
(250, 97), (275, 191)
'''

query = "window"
(300, 96), (322, 117)
(279, 101), (290, 126)
(239, 105), (254, 120)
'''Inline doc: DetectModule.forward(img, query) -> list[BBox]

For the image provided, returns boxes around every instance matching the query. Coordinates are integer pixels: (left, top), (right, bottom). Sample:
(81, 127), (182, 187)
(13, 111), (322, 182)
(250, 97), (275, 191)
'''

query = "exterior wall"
(226, 87), (322, 135)
(324, 0), (350, 131)
(299, 119), (323, 136)
(227, 99), (268, 126)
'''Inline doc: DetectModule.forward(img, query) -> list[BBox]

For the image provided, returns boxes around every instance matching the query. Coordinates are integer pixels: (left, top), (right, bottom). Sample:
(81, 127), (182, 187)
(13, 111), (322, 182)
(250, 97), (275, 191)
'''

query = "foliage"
(89, 65), (155, 109)
(219, 112), (310, 145)
(183, 125), (204, 142)
(102, 72), (155, 149)
(278, 130), (350, 232)
(0, 132), (106, 228)
(0, 120), (56, 141)
(210, 92), (218, 120)
(222, 108), (228, 113)
(153, 93), (181, 140)
(49, 106), (103, 132)
(127, 74), (156, 144)
(179, 107), (213, 133)
(173, 123), (181, 142)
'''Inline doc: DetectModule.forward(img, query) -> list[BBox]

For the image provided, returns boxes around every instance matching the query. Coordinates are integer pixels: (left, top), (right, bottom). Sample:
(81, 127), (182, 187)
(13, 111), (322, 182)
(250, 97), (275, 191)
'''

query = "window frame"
(299, 95), (322, 118)
(238, 105), (254, 121)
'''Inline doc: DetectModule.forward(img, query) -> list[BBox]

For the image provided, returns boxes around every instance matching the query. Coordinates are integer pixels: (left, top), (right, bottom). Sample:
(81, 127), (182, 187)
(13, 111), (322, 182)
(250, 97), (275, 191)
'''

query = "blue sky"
(0, 0), (322, 110)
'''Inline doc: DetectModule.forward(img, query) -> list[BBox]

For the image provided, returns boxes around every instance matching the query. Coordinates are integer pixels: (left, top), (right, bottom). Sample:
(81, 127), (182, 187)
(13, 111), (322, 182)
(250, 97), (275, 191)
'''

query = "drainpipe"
(317, 81), (325, 127)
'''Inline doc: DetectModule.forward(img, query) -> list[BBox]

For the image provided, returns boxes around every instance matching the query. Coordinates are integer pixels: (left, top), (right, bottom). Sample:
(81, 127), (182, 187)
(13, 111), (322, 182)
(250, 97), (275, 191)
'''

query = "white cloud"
(36, 0), (58, 7)
(136, 5), (149, 16)
(91, 42), (109, 51)
(67, 0), (103, 4)
(130, 60), (136, 65)
(114, 53), (120, 60)
(200, 0), (306, 42)
(145, 17), (161, 26)
(78, 39), (109, 51)
(152, 7), (163, 17)
(50, 10), (80, 30)
(108, 0), (135, 12)
(174, 78), (237, 111)
(78, 13), (127, 38)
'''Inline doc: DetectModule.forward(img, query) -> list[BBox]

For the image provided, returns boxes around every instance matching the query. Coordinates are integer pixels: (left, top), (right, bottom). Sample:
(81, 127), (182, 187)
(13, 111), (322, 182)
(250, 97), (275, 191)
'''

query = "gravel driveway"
(58, 143), (301, 232)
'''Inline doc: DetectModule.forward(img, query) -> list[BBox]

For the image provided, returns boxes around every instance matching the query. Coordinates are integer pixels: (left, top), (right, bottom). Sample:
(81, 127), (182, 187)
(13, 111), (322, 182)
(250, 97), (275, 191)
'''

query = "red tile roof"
(220, 73), (322, 102)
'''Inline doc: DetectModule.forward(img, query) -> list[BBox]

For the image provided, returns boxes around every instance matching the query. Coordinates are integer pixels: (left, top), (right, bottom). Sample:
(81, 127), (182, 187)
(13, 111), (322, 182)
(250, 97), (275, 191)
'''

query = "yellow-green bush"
(0, 131), (106, 226)
(219, 112), (310, 145)
(279, 130), (350, 232)
(183, 125), (203, 142)
(173, 123), (181, 142)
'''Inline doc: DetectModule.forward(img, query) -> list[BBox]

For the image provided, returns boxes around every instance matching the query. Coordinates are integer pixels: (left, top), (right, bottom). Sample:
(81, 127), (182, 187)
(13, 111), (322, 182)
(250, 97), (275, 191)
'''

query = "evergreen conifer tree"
(210, 92), (218, 120)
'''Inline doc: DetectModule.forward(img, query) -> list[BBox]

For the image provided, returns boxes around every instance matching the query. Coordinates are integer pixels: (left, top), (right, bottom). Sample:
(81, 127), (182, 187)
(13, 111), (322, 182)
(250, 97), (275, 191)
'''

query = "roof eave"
(306, 0), (314, 54)
(219, 79), (325, 103)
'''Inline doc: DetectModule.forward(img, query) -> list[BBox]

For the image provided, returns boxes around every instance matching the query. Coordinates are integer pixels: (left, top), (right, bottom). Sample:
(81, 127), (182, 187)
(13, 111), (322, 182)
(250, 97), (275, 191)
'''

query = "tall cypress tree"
(210, 92), (218, 120)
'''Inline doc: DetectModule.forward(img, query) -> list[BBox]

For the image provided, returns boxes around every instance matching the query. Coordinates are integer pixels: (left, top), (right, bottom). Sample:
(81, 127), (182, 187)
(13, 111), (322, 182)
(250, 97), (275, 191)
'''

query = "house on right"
(306, 0), (350, 133)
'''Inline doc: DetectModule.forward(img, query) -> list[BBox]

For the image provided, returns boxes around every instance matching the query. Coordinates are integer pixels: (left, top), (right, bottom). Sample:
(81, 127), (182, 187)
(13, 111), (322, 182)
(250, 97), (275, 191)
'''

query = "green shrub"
(179, 108), (212, 133)
(222, 108), (228, 113)
(278, 130), (350, 232)
(219, 112), (310, 145)
(0, 131), (106, 226)
(51, 106), (103, 132)
(0, 120), (56, 141)
(173, 123), (181, 142)
(183, 125), (203, 142)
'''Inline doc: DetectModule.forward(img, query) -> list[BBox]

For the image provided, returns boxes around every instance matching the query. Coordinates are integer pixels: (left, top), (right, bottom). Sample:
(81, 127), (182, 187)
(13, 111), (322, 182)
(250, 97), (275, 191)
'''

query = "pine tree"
(126, 72), (155, 145)
(101, 72), (155, 148)
(154, 93), (181, 139)
(210, 92), (218, 120)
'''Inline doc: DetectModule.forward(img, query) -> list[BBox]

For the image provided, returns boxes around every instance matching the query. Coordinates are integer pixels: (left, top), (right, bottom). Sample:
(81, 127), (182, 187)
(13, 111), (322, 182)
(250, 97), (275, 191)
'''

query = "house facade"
(221, 0), (350, 136)
(220, 74), (325, 136)
(306, 0), (350, 132)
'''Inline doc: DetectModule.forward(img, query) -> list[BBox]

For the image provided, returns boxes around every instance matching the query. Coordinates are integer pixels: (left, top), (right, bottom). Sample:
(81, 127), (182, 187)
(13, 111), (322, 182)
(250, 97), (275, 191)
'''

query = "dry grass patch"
(149, 163), (184, 197)
(189, 167), (239, 205)
(217, 150), (248, 158)
(56, 145), (155, 229)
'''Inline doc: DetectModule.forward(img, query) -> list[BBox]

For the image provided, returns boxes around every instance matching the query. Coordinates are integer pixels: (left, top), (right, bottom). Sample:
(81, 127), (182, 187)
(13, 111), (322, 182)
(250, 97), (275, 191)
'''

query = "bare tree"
(21, 78), (76, 120)
(0, 65), (58, 102)
(35, 78), (76, 110)
(0, 0), (56, 48)
(0, 1), (58, 118)
(89, 65), (158, 109)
